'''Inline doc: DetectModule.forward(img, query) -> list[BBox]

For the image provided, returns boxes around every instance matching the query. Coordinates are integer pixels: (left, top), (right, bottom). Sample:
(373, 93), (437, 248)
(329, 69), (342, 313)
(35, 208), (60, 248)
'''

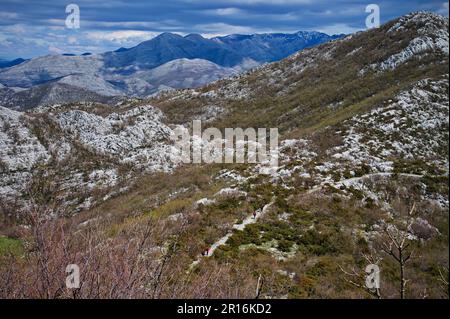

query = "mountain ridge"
(0, 58), (27, 69)
(0, 30), (343, 110)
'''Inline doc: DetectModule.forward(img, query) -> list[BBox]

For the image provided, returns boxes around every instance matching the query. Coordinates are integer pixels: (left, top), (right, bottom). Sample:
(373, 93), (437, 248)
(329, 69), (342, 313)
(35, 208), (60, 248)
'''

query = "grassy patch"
(0, 236), (23, 256)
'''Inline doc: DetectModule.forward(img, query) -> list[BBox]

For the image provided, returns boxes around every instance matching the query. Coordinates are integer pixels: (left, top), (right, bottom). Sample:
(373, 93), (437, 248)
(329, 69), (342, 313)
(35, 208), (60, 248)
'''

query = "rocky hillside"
(154, 12), (448, 130)
(0, 12), (448, 299)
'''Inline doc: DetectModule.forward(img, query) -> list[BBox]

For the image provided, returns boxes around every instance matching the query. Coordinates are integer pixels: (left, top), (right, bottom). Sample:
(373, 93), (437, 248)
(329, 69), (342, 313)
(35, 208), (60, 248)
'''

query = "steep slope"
(0, 12), (448, 299)
(1, 10), (446, 215)
(0, 103), (177, 211)
(155, 12), (448, 133)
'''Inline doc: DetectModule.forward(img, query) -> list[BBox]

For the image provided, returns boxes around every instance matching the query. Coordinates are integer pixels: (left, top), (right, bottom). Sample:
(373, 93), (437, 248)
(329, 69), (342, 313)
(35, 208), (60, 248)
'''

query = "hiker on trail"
(253, 211), (257, 219)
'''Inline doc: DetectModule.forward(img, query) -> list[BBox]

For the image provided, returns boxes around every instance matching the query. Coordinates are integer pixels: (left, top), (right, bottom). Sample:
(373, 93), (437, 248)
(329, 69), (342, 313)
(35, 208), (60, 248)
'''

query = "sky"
(0, 0), (448, 60)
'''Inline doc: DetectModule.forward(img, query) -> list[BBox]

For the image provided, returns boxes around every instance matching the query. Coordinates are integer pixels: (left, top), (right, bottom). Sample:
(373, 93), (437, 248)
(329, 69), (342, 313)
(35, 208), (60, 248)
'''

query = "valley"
(0, 11), (448, 299)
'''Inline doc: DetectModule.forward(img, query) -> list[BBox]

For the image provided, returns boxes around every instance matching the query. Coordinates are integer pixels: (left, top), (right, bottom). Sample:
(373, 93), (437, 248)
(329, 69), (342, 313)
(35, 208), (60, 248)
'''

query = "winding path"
(189, 173), (425, 270)
(306, 172), (423, 194)
(190, 201), (274, 269)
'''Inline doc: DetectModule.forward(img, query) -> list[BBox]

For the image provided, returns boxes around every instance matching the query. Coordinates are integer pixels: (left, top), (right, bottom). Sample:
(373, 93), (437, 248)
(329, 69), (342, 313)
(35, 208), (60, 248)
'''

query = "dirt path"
(306, 172), (423, 194)
(190, 201), (274, 269)
(189, 173), (424, 269)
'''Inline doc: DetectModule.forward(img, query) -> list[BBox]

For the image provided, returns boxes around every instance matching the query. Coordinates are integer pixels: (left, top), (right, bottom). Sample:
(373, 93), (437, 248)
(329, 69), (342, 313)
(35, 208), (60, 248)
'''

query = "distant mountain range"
(0, 31), (343, 110)
(0, 58), (27, 69)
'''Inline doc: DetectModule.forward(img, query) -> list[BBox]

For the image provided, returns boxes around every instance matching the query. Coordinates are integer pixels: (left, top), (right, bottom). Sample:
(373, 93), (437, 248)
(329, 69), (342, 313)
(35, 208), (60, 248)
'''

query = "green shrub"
(298, 230), (340, 255)
(422, 175), (448, 195)
(278, 239), (294, 252)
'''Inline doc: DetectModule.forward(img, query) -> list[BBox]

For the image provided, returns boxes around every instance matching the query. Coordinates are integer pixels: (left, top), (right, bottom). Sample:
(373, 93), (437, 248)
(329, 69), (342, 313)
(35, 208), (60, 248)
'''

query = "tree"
(377, 203), (417, 299)
(339, 251), (382, 299)
(437, 266), (449, 298)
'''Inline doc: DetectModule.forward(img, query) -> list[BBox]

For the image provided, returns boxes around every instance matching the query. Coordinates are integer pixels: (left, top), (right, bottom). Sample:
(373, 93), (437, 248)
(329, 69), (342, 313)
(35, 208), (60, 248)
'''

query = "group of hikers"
(201, 247), (210, 257)
(201, 211), (258, 257)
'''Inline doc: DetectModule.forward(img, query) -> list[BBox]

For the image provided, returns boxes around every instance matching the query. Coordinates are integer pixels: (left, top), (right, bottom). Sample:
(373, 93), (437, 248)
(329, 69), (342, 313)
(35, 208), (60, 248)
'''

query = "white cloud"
(0, 12), (19, 19)
(201, 7), (299, 22)
(45, 19), (66, 26)
(233, 0), (312, 3)
(185, 0), (312, 4)
(215, 8), (244, 15)
(84, 21), (160, 28)
(86, 30), (158, 45)
(3, 24), (27, 34)
(315, 23), (362, 35)
(437, 2), (449, 16)
(48, 45), (64, 54)
(67, 36), (78, 44)
(195, 22), (257, 36)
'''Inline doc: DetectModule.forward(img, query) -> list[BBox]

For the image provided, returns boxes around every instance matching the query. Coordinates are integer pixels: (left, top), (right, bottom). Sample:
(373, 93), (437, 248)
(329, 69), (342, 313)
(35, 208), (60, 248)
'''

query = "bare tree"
(437, 266), (449, 298)
(339, 251), (382, 299)
(379, 203), (416, 299)
(0, 194), (190, 299)
(255, 274), (263, 299)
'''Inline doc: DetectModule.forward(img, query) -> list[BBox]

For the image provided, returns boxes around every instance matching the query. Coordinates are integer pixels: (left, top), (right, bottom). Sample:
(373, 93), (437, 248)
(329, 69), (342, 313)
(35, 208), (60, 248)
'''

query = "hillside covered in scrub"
(0, 12), (448, 299)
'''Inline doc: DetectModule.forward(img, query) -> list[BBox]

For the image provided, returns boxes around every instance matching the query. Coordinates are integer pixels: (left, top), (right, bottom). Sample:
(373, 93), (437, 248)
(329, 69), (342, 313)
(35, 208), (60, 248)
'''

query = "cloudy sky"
(0, 0), (448, 60)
